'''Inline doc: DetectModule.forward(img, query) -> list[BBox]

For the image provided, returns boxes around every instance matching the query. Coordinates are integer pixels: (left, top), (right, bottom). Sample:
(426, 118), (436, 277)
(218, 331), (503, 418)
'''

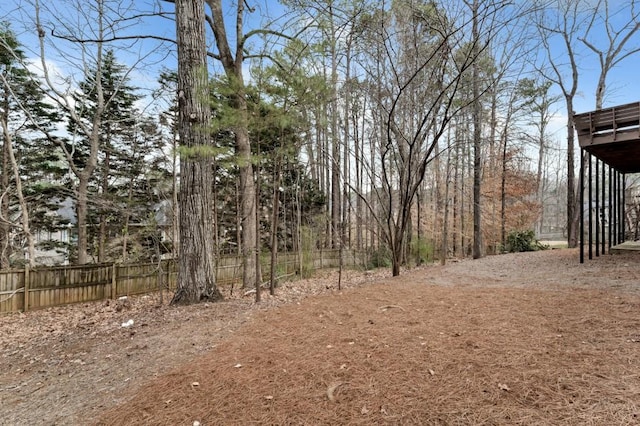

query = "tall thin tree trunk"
(452, 127), (460, 257)
(536, 129), (545, 236)
(441, 148), (452, 266)
(237, 125), (259, 289)
(566, 98), (578, 248)
(269, 157), (281, 295)
(0, 111), (11, 268)
(0, 120), (35, 267)
(172, 131), (179, 259)
(76, 174), (92, 264)
(501, 128), (508, 249)
(471, 0), (483, 259)
(205, 0), (260, 289)
(98, 147), (110, 263)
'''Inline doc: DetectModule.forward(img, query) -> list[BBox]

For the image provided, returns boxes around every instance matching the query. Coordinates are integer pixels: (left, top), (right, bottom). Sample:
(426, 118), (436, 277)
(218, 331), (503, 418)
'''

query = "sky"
(1, 0), (640, 138)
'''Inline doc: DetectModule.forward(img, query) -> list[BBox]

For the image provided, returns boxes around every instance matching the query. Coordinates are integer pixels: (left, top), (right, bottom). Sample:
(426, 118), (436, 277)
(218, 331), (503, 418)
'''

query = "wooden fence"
(0, 249), (365, 314)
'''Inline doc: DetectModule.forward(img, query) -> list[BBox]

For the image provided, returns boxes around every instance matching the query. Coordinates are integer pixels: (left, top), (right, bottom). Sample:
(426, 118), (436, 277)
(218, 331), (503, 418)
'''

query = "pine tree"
(0, 23), (65, 267)
(68, 49), (168, 263)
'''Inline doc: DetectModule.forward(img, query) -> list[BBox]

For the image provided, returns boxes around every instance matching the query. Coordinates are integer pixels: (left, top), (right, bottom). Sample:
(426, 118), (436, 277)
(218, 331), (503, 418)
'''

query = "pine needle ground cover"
(2, 250), (639, 425)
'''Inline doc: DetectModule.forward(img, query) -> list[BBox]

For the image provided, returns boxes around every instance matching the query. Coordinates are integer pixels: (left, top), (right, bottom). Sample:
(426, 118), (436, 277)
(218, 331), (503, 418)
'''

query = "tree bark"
(237, 124), (259, 289)
(0, 107), (11, 268)
(172, 0), (222, 305)
(205, 0), (260, 289)
(329, 5), (341, 250)
(472, 0), (483, 259)
(566, 100), (578, 248)
(0, 119), (35, 267)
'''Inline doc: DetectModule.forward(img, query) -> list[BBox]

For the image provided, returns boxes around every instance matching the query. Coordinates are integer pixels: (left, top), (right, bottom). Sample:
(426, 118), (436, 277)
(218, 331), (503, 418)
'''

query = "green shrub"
(410, 237), (434, 265)
(505, 230), (549, 253)
(368, 245), (392, 268)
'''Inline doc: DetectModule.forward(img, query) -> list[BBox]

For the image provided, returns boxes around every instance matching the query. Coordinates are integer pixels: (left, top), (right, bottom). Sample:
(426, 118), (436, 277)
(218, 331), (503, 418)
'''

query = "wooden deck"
(574, 102), (640, 145)
(574, 102), (640, 173)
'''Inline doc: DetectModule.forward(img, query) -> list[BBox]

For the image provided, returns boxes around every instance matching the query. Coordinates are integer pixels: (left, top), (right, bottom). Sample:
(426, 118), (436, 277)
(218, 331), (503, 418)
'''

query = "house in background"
(31, 198), (176, 266)
(33, 197), (75, 266)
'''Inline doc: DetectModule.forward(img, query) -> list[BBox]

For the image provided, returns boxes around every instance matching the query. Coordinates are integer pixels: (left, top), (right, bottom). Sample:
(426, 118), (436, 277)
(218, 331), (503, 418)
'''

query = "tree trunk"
(172, 0), (221, 305)
(471, 0), (483, 260)
(328, 3), (341, 250)
(76, 174), (90, 264)
(452, 125), (460, 257)
(391, 240), (401, 277)
(566, 98), (578, 248)
(75, 79), (103, 265)
(206, 0), (260, 289)
(0, 119), (35, 267)
(269, 158), (281, 295)
(0, 111), (11, 268)
(236, 124), (259, 289)
(536, 125), (545, 236)
(441, 148), (451, 266)
(98, 147), (110, 263)
(501, 128), (508, 249)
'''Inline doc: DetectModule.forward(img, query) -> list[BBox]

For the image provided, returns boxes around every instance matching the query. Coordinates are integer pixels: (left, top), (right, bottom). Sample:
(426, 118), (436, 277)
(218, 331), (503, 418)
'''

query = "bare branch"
(49, 27), (176, 45)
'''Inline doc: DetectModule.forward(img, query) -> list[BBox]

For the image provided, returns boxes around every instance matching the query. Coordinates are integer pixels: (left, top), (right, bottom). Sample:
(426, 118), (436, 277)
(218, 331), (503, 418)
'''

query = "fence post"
(111, 263), (117, 299)
(23, 265), (30, 312)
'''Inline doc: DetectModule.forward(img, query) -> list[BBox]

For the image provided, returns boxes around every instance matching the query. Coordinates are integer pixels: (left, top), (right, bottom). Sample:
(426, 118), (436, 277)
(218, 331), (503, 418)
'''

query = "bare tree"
(19, 0), (172, 264)
(470, 0), (483, 259)
(0, 26), (44, 267)
(535, 0), (598, 248)
(0, 118), (35, 267)
(32, 0), (111, 264)
(580, 0), (640, 109)
(517, 78), (561, 236)
(352, 0), (512, 276)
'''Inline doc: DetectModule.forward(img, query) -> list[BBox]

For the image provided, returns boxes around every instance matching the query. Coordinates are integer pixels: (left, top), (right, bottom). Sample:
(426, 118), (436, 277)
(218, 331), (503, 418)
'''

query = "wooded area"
(1, 0), (640, 303)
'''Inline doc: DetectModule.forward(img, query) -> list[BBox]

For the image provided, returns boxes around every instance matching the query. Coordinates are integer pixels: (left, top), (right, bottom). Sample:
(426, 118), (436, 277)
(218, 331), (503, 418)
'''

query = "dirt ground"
(1, 249), (639, 425)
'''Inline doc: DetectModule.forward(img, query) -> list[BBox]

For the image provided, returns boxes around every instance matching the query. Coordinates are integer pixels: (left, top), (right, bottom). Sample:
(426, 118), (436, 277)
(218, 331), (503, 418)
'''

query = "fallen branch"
(378, 305), (405, 312)
(0, 287), (23, 304)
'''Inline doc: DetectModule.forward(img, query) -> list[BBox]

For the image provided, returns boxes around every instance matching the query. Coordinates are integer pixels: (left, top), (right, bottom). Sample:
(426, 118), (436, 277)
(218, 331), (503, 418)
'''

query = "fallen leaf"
(327, 381), (346, 402)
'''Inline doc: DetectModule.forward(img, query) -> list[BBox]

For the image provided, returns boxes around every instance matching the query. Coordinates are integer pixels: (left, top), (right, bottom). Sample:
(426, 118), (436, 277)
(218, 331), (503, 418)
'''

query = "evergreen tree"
(69, 49), (168, 262)
(0, 23), (65, 267)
